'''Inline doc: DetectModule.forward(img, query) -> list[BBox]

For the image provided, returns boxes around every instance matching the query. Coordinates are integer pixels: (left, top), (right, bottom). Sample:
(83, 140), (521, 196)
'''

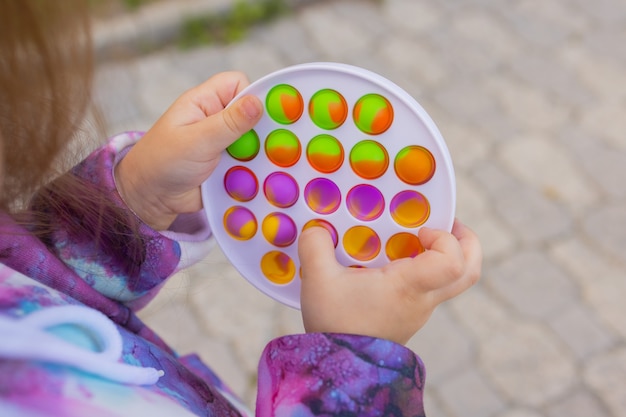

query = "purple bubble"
(263, 172), (299, 208)
(224, 166), (258, 202)
(346, 185), (385, 221)
(304, 178), (341, 214)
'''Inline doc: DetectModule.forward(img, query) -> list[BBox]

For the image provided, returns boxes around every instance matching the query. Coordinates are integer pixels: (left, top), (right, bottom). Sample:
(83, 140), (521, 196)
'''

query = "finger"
(452, 220), (483, 286)
(191, 94), (263, 155)
(189, 71), (252, 115)
(433, 221), (483, 301)
(298, 226), (341, 280)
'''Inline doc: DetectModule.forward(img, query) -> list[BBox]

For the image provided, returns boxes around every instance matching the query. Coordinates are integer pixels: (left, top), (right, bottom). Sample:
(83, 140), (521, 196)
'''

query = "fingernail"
(241, 96), (262, 119)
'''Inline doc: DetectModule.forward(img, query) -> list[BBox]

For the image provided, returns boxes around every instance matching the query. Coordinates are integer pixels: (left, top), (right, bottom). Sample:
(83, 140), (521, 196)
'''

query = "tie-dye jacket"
(0, 133), (427, 417)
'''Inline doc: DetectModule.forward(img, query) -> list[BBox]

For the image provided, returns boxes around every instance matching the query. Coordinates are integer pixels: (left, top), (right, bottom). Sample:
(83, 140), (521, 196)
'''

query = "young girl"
(0, 1), (482, 416)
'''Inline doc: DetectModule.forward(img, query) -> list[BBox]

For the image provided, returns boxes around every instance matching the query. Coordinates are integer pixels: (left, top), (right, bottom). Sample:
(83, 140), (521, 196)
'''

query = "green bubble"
(227, 130), (260, 161)
(266, 84), (303, 125)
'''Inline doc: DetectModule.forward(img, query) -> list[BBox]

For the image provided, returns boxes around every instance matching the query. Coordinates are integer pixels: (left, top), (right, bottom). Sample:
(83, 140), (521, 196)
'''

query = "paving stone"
(497, 409), (543, 417)
(406, 305), (474, 384)
(481, 322), (576, 407)
(383, 0), (443, 36)
(584, 347), (626, 417)
(558, 126), (626, 200)
(487, 250), (578, 320)
(472, 162), (572, 245)
(546, 387), (611, 417)
(439, 121), (491, 171)
(579, 100), (626, 151)
(484, 74), (571, 132)
(298, 2), (380, 61)
(423, 389), (451, 417)
(550, 237), (626, 341)
(548, 305), (617, 359)
(256, 18), (319, 64)
(376, 37), (448, 88)
(583, 203), (626, 265)
(560, 44), (626, 101)
(499, 0), (588, 48)
(509, 51), (593, 107)
(447, 286), (517, 341)
(497, 135), (600, 212)
(436, 369), (505, 417)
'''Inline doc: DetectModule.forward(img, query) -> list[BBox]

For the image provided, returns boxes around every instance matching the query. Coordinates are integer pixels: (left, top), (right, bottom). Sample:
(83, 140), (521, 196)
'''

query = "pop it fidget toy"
(201, 62), (456, 309)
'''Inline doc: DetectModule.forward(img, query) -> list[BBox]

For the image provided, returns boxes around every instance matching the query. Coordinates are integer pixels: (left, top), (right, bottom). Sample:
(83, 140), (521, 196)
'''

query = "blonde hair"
(0, 0), (93, 211)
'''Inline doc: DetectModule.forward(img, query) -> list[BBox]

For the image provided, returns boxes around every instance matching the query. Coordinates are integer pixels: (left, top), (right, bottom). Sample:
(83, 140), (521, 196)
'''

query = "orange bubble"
(385, 233), (425, 261)
(302, 219), (338, 247)
(260, 251), (296, 284)
(343, 226), (381, 262)
(394, 146), (436, 185)
(390, 191), (430, 228)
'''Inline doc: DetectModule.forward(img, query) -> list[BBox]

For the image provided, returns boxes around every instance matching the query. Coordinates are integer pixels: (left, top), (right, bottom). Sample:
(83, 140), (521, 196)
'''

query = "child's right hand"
(298, 219), (482, 345)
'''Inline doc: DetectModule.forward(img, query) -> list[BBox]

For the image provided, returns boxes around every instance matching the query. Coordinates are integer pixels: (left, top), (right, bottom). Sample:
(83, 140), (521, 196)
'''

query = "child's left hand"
(115, 72), (263, 230)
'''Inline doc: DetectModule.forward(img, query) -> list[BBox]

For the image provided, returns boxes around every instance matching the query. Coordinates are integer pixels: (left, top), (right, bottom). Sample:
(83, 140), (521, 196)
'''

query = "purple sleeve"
(256, 333), (427, 417)
(29, 132), (212, 307)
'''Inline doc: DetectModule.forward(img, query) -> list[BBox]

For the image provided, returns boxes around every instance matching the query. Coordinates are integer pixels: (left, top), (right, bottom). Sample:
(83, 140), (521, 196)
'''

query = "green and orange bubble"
(349, 140), (389, 179)
(306, 134), (344, 174)
(266, 84), (304, 125)
(353, 94), (393, 135)
(308, 89), (348, 130)
(265, 129), (301, 167)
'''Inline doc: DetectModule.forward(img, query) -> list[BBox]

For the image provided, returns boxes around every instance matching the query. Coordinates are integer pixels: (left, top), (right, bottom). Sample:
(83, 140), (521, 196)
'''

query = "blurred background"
(90, 0), (626, 415)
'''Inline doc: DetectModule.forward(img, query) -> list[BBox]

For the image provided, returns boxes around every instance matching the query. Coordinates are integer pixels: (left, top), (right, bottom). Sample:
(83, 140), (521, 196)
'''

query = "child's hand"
(298, 219), (482, 345)
(115, 72), (263, 230)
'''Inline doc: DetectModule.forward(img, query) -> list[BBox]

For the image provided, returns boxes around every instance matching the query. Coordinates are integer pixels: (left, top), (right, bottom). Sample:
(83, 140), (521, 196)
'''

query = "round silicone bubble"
(200, 62), (456, 309)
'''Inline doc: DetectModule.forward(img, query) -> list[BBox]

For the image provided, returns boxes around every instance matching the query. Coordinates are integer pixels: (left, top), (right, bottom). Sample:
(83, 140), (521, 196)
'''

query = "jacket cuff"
(256, 333), (426, 417)
(109, 132), (214, 271)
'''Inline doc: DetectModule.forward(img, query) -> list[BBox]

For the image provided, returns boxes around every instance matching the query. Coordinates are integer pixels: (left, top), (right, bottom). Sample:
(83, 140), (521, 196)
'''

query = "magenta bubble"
(304, 178), (341, 214)
(346, 185), (385, 221)
(263, 172), (299, 208)
(223, 166), (258, 202)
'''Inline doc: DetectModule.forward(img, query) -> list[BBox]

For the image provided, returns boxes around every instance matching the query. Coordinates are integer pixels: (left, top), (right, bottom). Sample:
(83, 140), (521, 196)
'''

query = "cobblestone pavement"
(92, 0), (626, 415)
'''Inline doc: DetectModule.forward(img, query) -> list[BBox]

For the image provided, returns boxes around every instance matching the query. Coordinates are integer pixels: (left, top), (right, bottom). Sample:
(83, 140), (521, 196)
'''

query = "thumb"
(195, 95), (263, 152)
(298, 226), (340, 280)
